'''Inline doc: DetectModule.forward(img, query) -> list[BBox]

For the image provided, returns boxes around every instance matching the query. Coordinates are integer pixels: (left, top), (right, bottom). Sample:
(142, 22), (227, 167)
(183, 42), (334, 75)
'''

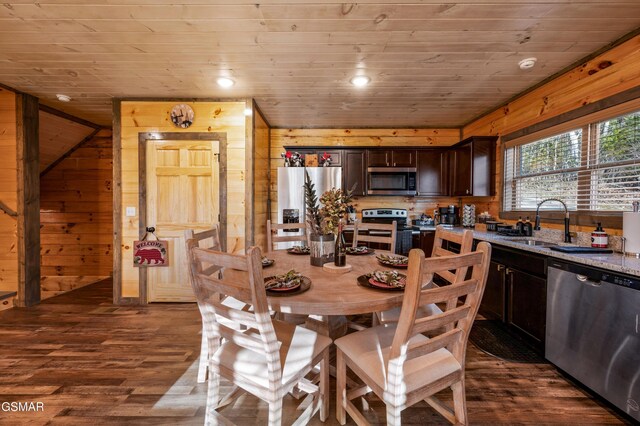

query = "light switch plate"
(125, 207), (136, 217)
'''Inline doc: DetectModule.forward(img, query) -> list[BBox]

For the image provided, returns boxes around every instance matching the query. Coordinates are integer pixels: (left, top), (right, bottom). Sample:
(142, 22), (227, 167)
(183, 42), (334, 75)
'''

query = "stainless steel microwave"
(367, 167), (417, 196)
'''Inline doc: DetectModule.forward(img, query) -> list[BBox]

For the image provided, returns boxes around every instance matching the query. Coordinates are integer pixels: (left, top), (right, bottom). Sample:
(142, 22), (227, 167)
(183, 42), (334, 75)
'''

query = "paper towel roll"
(623, 211), (640, 255)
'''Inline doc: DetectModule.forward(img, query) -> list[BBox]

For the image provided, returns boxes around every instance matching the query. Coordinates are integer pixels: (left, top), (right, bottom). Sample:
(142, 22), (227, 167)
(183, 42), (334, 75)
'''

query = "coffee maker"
(438, 205), (459, 226)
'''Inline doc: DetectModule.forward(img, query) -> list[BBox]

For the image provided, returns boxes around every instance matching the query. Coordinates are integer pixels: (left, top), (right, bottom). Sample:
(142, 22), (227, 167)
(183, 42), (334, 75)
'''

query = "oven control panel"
(361, 209), (407, 218)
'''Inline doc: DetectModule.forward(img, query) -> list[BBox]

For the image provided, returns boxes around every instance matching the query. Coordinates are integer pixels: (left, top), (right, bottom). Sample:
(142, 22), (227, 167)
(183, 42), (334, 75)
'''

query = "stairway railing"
(0, 201), (17, 218)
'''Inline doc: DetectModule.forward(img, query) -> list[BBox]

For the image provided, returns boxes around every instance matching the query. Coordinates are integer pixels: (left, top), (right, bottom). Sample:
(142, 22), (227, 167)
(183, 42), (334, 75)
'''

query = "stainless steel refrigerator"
(276, 167), (342, 250)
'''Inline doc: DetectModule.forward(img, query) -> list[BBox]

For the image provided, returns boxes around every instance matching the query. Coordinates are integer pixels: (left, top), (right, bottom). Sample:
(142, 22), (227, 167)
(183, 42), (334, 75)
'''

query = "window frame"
(499, 95), (640, 228)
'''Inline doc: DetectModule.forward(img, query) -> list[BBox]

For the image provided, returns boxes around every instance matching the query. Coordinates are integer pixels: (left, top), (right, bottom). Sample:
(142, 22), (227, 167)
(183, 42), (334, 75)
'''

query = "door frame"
(137, 132), (227, 304)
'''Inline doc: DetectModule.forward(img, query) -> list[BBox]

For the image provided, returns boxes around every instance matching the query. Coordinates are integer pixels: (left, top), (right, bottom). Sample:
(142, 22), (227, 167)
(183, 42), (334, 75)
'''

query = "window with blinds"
(504, 109), (640, 212)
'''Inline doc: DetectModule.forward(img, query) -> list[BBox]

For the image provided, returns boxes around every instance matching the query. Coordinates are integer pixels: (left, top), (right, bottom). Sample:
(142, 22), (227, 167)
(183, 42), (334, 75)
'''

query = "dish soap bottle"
(591, 223), (608, 248)
(516, 216), (524, 235)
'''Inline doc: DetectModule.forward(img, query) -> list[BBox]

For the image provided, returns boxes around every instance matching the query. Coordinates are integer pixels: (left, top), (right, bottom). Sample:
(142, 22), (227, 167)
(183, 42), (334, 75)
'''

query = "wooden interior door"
(146, 140), (219, 302)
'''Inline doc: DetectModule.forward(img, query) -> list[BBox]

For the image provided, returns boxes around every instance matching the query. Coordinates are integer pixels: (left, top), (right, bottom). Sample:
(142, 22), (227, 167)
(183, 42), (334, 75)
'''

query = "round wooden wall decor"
(170, 104), (195, 128)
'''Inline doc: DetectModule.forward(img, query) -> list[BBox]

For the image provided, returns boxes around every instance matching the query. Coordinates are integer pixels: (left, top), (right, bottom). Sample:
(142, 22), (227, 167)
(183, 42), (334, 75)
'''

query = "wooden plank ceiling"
(0, 1), (639, 128)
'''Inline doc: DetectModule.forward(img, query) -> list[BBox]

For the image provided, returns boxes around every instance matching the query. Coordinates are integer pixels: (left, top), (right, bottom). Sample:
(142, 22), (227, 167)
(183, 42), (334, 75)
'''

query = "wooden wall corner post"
(16, 93), (40, 307)
(245, 98), (255, 250)
(112, 99), (124, 305)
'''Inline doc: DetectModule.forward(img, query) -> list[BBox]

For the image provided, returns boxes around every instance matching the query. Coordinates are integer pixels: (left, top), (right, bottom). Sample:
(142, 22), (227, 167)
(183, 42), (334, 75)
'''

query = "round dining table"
(263, 249), (407, 338)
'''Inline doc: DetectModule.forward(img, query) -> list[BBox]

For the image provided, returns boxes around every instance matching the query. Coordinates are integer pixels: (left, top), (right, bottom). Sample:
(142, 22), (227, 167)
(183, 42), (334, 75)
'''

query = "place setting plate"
(264, 270), (312, 297)
(262, 257), (275, 268)
(287, 246), (311, 255)
(376, 254), (409, 269)
(346, 246), (375, 256)
(357, 270), (406, 291)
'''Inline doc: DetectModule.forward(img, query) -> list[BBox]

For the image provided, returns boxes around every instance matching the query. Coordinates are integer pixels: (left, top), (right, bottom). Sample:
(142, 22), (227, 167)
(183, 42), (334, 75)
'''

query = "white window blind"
(504, 109), (640, 212)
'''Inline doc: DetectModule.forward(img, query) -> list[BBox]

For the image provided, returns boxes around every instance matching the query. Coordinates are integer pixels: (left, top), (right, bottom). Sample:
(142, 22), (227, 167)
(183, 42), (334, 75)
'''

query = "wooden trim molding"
(16, 93), (40, 307)
(502, 87), (640, 144)
(137, 131), (228, 304)
(112, 99), (123, 305)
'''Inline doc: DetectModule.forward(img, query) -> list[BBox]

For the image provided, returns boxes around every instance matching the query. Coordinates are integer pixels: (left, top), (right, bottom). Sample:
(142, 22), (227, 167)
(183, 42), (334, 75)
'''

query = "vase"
(309, 233), (335, 266)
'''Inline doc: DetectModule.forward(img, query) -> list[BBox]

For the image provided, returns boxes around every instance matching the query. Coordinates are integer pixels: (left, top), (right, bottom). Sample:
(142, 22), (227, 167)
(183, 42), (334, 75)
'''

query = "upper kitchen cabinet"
(367, 149), (416, 168)
(450, 136), (497, 197)
(343, 150), (367, 196)
(416, 149), (447, 196)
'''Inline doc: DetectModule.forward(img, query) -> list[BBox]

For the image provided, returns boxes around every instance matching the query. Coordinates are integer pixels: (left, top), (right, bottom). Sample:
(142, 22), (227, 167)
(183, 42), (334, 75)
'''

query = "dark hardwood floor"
(0, 280), (631, 425)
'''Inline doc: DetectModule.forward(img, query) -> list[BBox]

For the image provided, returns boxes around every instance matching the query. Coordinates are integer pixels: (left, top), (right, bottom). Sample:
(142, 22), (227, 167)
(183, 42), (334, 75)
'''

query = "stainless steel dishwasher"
(546, 260), (640, 421)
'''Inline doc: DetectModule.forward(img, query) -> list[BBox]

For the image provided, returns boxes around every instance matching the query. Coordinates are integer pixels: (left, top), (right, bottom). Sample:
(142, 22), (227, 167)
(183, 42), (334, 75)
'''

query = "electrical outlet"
(125, 207), (136, 217)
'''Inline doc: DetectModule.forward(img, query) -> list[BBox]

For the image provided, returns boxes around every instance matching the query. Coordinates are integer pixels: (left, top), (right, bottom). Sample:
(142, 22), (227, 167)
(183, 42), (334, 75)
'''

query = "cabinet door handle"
(465, 189), (470, 195)
(497, 264), (505, 271)
(410, 152), (412, 164)
(505, 268), (513, 275)
(393, 162), (396, 166)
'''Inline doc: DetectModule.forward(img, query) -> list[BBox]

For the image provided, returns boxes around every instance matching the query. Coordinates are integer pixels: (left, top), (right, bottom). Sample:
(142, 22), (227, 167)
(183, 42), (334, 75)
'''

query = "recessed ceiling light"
(56, 94), (71, 102)
(216, 77), (235, 88)
(243, 108), (253, 116)
(350, 75), (370, 87)
(518, 57), (537, 70)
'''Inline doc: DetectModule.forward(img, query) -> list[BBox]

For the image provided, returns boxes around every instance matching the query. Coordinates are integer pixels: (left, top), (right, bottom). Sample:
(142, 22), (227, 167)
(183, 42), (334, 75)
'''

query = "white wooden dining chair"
(185, 225), (251, 384)
(186, 243), (332, 426)
(352, 221), (397, 254)
(335, 242), (491, 425)
(267, 220), (308, 252)
(375, 226), (474, 325)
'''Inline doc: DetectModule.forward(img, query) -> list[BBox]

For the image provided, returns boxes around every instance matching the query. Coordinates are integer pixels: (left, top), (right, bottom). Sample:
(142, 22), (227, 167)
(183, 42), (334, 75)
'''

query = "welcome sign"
(133, 239), (169, 267)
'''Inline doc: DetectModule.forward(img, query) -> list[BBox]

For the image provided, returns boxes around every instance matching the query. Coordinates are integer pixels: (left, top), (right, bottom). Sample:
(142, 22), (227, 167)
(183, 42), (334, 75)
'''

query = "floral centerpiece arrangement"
(304, 170), (354, 265)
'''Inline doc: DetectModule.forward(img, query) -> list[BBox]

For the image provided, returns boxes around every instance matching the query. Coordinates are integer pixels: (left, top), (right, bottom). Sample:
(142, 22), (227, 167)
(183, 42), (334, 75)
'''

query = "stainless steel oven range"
(360, 208), (412, 255)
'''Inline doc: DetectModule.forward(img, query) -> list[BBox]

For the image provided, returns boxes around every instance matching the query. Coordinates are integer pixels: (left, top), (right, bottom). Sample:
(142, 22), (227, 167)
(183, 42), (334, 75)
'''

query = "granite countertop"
(448, 228), (640, 277)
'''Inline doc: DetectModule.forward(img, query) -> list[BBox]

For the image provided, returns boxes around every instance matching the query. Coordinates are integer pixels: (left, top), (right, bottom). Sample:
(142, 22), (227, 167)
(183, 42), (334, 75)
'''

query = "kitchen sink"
(505, 238), (558, 247)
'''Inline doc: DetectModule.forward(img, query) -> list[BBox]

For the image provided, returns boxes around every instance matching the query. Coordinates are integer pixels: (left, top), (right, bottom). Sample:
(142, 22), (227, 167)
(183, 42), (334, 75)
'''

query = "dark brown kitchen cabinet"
(450, 144), (472, 196)
(478, 243), (547, 352)
(343, 150), (366, 196)
(367, 150), (416, 168)
(391, 150), (416, 167)
(508, 269), (546, 346)
(418, 230), (435, 255)
(482, 261), (507, 321)
(450, 136), (496, 197)
(417, 149), (447, 196)
(367, 150), (392, 167)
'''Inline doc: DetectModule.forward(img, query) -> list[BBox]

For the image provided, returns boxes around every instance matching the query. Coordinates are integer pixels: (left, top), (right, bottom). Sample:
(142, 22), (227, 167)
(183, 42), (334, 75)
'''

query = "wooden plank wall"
(118, 101), (246, 298)
(253, 107), (270, 252)
(0, 88), (18, 293)
(270, 128), (495, 221)
(40, 129), (113, 300)
(463, 33), (640, 234)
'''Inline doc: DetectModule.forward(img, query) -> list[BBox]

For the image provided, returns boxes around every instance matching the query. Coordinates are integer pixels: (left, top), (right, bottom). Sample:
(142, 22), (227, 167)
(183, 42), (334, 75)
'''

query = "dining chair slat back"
(352, 221), (397, 254)
(267, 219), (308, 251)
(335, 243), (492, 425)
(185, 243), (332, 425)
(184, 225), (227, 383)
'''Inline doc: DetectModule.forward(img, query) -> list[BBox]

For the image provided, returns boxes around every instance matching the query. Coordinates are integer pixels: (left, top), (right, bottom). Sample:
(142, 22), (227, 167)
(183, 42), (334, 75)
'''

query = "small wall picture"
(170, 104), (195, 128)
(306, 154), (318, 167)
